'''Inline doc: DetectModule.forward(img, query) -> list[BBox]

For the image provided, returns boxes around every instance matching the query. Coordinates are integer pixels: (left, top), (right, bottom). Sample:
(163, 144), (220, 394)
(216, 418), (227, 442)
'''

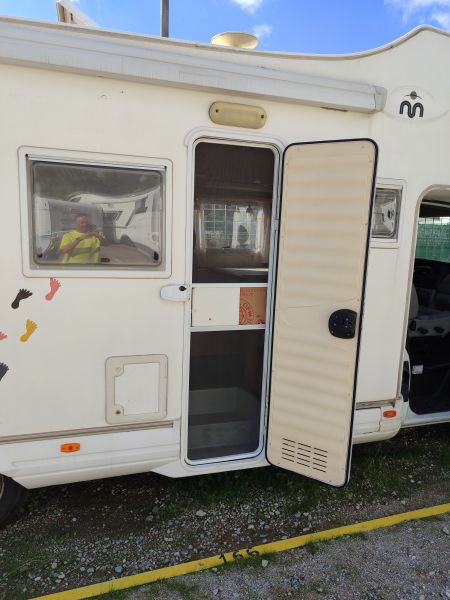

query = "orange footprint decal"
(0, 332), (7, 341)
(45, 277), (61, 301)
(20, 319), (37, 343)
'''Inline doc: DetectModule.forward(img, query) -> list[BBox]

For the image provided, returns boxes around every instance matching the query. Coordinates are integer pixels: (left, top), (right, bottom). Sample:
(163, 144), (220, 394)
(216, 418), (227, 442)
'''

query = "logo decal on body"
(385, 87), (445, 121)
(399, 91), (424, 119)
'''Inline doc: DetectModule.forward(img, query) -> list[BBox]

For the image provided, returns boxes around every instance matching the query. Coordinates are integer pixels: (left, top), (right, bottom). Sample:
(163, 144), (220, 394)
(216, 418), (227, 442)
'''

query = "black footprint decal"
(11, 289), (33, 309)
(0, 363), (9, 381)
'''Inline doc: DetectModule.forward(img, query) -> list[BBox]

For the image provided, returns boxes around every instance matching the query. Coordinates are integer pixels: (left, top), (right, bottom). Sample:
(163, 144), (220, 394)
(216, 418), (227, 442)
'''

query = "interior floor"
(408, 197), (450, 415)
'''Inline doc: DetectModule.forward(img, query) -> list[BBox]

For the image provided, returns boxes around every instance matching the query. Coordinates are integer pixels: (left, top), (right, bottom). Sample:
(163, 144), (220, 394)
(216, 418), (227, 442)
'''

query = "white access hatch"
(106, 355), (168, 424)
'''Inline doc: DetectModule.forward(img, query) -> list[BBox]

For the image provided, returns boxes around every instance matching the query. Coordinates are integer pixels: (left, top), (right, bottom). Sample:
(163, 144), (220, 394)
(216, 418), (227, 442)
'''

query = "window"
(29, 160), (165, 269)
(371, 187), (401, 239)
(196, 201), (268, 253)
(416, 216), (450, 262)
(192, 142), (275, 283)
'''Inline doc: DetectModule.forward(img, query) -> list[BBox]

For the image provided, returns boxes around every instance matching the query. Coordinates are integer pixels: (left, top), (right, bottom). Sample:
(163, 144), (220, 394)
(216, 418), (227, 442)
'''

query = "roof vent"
(211, 31), (259, 49)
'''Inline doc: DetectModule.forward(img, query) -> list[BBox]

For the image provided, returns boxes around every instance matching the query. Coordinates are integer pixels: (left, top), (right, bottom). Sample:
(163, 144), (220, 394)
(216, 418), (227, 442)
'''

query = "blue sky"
(0, 0), (449, 53)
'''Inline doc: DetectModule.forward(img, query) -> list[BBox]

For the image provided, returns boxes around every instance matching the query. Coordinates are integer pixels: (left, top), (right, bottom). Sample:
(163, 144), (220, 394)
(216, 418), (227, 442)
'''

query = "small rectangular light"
(372, 187), (401, 239)
(209, 102), (267, 129)
(60, 442), (81, 453)
(383, 410), (397, 419)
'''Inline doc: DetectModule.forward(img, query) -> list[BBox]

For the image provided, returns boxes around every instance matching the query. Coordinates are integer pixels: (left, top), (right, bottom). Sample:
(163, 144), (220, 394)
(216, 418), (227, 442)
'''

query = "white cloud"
(432, 9), (450, 25)
(386, 0), (450, 29)
(231, 0), (265, 14)
(388, 0), (450, 12)
(252, 23), (272, 39)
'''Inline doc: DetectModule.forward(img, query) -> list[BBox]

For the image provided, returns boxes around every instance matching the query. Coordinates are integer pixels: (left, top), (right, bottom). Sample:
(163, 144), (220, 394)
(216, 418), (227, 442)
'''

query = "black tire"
(0, 474), (27, 527)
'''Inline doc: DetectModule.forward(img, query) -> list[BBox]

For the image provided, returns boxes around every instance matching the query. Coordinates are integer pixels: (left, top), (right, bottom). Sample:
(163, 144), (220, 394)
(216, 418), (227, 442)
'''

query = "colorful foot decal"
(20, 319), (37, 343)
(0, 332), (7, 341)
(45, 277), (61, 301)
(0, 363), (9, 381)
(11, 288), (33, 309)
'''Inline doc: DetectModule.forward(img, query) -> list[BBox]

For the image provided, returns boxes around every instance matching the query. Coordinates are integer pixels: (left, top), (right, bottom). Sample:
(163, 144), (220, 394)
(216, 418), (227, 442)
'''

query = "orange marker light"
(60, 443), (80, 453)
(383, 410), (397, 419)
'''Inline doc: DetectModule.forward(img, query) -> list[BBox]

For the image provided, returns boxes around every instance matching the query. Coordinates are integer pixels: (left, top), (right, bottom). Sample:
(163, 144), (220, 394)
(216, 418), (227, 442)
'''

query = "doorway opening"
(187, 140), (277, 462)
(408, 190), (450, 415)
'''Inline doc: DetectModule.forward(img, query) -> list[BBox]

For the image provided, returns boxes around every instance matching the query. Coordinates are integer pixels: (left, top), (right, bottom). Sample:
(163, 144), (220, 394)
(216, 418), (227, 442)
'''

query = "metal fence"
(416, 217), (450, 262)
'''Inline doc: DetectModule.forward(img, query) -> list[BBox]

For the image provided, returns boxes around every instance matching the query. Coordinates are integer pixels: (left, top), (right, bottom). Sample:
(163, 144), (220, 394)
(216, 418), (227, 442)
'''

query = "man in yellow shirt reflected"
(59, 214), (103, 264)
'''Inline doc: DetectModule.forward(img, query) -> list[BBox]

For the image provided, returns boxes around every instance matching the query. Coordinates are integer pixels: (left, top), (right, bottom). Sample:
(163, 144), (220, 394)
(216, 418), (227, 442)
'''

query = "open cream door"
(267, 139), (377, 486)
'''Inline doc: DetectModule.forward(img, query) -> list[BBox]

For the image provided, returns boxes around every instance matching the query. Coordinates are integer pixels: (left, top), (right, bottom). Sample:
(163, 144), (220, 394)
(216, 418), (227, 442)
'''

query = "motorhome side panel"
(0, 66), (201, 481)
(0, 27), (449, 485)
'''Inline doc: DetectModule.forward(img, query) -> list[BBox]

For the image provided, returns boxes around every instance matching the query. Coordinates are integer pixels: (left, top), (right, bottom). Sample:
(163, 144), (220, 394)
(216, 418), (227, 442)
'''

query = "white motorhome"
(69, 190), (162, 258)
(0, 14), (449, 525)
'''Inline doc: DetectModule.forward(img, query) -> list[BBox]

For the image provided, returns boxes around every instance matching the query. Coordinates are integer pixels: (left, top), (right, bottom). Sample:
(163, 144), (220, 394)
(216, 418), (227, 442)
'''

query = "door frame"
(181, 131), (283, 469)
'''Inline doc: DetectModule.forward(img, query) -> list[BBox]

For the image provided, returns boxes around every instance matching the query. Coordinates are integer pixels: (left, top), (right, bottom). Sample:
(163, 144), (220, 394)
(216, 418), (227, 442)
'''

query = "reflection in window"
(30, 161), (164, 268)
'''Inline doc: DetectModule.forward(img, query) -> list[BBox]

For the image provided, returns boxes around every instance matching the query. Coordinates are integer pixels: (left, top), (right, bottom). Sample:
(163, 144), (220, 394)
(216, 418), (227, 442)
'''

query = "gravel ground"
(126, 516), (450, 600)
(0, 424), (448, 599)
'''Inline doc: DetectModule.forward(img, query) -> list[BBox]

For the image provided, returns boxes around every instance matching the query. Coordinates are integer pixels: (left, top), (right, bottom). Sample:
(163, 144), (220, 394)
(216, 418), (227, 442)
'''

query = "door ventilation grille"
(281, 438), (328, 473)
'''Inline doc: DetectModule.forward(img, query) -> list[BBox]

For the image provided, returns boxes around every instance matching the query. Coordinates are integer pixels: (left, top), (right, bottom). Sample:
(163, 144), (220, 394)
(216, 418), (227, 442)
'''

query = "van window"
(30, 161), (164, 269)
(416, 216), (450, 262)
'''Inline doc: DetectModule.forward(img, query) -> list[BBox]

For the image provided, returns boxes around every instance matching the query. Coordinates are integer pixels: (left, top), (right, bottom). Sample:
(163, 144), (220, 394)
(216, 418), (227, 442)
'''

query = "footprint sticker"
(0, 363), (9, 381)
(0, 332), (7, 341)
(11, 289), (33, 309)
(45, 277), (61, 301)
(20, 319), (37, 343)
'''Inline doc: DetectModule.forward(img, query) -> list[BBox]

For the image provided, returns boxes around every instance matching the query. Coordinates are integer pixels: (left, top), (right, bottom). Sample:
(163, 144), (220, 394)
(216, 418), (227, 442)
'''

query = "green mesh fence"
(416, 218), (450, 262)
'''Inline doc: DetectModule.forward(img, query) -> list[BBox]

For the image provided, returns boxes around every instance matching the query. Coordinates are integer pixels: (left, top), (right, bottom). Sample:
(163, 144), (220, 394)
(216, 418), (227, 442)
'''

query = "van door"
(267, 140), (377, 486)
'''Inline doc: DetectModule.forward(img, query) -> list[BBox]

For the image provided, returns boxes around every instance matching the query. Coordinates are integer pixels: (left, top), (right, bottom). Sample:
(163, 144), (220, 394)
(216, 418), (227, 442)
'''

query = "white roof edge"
(334, 25), (450, 61)
(0, 14), (448, 60)
(0, 16), (386, 113)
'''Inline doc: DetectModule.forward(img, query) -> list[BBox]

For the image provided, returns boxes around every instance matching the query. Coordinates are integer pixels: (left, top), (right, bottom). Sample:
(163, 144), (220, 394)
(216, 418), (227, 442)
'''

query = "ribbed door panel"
(267, 140), (376, 486)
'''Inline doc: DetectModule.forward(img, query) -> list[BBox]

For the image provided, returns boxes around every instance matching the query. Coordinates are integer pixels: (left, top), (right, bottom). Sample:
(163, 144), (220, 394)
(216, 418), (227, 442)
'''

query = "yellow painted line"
(32, 502), (450, 600)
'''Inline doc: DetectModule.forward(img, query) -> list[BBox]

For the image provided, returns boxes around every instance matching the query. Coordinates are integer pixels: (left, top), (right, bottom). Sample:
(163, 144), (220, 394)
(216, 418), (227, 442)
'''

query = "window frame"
(19, 147), (172, 279)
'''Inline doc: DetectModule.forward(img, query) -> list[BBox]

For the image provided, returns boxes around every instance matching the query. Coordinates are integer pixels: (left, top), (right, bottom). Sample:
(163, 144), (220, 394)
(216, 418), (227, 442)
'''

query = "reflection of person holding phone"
(60, 213), (103, 264)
